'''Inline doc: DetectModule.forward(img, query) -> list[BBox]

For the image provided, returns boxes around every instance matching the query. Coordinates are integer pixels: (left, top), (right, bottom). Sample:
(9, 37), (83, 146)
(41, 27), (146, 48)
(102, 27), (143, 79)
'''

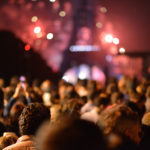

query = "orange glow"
(110, 46), (118, 54)
(36, 32), (43, 38)
(24, 44), (31, 51)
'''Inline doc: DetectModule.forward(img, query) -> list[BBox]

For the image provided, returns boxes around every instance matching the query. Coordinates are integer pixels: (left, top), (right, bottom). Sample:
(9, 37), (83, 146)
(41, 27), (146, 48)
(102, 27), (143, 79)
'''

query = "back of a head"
(111, 92), (124, 105)
(106, 83), (118, 95)
(98, 105), (140, 144)
(19, 103), (50, 136)
(10, 101), (25, 118)
(9, 76), (19, 88)
(61, 98), (83, 118)
(94, 95), (110, 108)
(39, 117), (106, 150)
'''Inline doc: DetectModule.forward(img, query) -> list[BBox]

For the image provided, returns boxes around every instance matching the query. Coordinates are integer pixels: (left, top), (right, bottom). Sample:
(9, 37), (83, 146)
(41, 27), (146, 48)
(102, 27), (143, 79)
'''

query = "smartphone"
(19, 76), (26, 88)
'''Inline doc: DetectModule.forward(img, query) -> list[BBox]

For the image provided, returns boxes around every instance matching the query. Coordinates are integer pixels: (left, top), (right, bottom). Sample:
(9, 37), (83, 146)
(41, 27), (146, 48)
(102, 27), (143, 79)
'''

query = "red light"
(25, 44), (31, 51)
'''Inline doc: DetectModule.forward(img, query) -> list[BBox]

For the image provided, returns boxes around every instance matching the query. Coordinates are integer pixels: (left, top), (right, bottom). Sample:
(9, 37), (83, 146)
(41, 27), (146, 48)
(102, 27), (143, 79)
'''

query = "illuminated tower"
(61, 0), (101, 73)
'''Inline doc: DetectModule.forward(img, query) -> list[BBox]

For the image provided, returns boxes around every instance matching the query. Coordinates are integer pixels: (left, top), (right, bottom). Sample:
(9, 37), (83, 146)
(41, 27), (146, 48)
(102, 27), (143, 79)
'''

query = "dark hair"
(98, 105), (139, 135)
(94, 95), (110, 108)
(61, 98), (83, 118)
(19, 103), (50, 135)
(111, 92), (124, 104)
(40, 117), (106, 150)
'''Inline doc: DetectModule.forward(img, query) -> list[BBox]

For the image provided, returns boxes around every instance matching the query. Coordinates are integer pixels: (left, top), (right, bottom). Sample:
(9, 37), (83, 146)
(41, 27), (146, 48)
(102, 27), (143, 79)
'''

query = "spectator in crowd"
(98, 105), (141, 145)
(4, 101), (25, 136)
(81, 94), (109, 123)
(0, 74), (149, 150)
(4, 103), (50, 150)
(140, 112), (150, 150)
(145, 86), (150, 112)
(126, 93), (146, 119)
(80, 92), (95, 114)
(0, 132), (18, 149)
(61, 98), (83, 118)
(37, 117), (107, 150)
(3, 83), (31, 117)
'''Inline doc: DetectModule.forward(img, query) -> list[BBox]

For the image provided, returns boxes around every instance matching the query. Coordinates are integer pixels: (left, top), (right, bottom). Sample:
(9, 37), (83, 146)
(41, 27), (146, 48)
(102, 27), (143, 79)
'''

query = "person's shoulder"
(3, 139), (35, 150)
(3, 143), (17, 150)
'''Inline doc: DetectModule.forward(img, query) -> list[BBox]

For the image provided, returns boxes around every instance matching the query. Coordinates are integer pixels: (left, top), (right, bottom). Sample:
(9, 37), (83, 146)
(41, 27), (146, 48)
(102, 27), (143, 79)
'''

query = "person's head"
(9, 76), (19, 88)
(10, 101), (25, 118)
(19, 103), (50, 136)
(142, 112), (150, 127)
(111, 92), (124, 105)
(61, 98), (83, 118)
(59, 82), (74, 100)
(4, 86), (15, 103)
(37, 117), (107, 150)
(136, 84), (146, 95)
(28, 88), (43, 103)
(0, 132), (18, 149)
(87, 80), (97, 91)
(106, 83), (118, 95)
(98, 105), (141, 144)
(40, 80), (52, 93)
(94, 94), (110, 111)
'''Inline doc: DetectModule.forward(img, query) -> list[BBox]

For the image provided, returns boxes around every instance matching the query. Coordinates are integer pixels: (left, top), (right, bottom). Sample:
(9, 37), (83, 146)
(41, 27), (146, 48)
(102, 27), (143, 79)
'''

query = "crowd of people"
(0, 75), (149, 150)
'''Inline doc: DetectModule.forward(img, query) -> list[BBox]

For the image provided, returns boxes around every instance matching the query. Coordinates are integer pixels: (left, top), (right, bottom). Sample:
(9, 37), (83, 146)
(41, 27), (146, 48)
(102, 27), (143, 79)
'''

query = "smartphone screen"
(19, 76), (26, 88)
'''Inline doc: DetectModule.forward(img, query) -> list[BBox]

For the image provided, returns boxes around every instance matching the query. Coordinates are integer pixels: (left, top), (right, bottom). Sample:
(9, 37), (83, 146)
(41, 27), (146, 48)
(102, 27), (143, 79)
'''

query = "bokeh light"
(49, 0), (56, 2)
(96, 22), (103, 28)
(34, 26), (41, 34)
(119, 47), (126, 53)
(24, 44), (31, 51)
(100, 7), (107, 13)
(31, 16), (38, 22)
(62, 76), (69, 82)
(47, 33), (54, 40)
(113, 38), (119, 45)
(105, 34), (113, 43)
(59, 11), (66, 17)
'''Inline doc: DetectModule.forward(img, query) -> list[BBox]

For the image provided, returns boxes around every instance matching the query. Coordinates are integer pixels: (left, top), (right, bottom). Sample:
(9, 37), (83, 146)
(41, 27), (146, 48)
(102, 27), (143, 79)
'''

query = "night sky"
(0, 0), (149, 73)
(105, 0), (150, 51)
